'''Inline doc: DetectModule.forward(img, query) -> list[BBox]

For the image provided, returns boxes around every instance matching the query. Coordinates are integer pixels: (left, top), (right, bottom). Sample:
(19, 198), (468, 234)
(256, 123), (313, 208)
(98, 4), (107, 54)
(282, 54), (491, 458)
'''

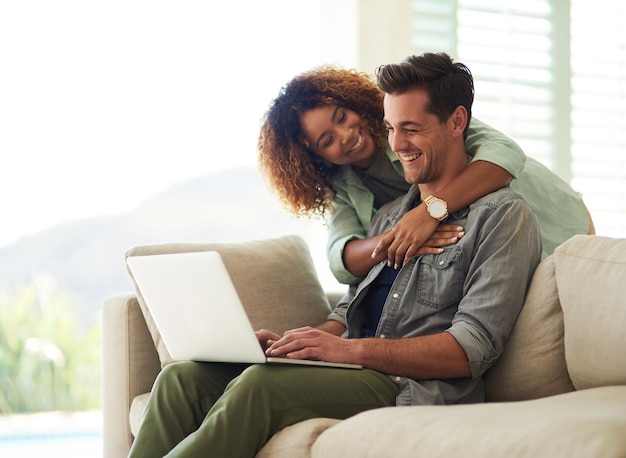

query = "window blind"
(410, 0), (626, 237)
(570, 0), (626, 236)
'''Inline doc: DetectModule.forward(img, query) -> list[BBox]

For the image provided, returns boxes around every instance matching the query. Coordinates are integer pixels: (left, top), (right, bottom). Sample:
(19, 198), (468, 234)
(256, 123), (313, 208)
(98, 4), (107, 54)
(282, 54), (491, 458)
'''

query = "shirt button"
(392, 293), (399, 299)
(395, 376), (402, 382)
(439, 260), (444, 266)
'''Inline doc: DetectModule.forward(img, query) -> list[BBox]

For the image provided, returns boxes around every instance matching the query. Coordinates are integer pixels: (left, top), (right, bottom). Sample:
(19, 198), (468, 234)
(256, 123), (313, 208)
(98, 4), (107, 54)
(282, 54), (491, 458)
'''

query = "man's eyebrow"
(330, 106), (341, 123)
(383, 119), (422, 128)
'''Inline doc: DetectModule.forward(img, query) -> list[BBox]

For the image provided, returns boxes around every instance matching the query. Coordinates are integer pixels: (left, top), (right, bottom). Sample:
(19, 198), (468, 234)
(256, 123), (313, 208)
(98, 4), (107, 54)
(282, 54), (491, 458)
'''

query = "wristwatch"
(424, 195), (449, 221)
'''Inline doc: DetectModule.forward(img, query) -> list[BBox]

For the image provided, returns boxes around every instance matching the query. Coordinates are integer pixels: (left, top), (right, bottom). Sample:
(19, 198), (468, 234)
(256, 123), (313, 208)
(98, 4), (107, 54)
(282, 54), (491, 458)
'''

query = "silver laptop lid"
(127, 251), (266, 363)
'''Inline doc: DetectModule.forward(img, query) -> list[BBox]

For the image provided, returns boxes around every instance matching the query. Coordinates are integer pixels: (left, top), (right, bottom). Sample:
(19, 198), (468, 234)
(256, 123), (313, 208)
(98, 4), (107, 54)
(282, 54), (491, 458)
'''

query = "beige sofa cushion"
(126, 235), (332, 367)
(484, 254), (574, 401)
(312, 386), (626, 458)
(129, 393), (151, 437)
(257, 418), (341, 458)
(554, 234), (626, 390)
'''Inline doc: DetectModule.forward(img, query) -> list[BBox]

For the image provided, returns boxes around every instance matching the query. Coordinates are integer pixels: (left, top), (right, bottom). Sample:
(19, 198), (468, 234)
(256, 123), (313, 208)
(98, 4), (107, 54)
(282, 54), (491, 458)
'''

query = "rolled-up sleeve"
(326, 193), (370, 285)
(446, 195), (541, 378)
(327, 286), (357, 328)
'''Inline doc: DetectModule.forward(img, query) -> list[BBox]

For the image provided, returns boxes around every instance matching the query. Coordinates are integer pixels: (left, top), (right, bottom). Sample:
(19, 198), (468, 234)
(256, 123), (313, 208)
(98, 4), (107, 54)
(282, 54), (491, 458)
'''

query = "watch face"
(429, 200), (447, 218)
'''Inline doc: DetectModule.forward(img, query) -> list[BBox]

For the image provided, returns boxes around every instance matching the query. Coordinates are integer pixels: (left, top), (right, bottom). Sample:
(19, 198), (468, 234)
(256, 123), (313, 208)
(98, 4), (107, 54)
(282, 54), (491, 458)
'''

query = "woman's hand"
(372, 204), (464, 269)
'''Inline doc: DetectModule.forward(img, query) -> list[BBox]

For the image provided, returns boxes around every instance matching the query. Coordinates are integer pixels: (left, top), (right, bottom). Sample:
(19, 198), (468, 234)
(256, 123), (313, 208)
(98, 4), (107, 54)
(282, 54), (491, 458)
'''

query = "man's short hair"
(376, 52), (474, 135)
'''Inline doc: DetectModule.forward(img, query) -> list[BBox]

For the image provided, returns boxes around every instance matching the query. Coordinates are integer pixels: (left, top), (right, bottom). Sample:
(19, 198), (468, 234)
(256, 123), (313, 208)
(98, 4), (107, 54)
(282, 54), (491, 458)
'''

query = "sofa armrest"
(102, 293), (161, 458)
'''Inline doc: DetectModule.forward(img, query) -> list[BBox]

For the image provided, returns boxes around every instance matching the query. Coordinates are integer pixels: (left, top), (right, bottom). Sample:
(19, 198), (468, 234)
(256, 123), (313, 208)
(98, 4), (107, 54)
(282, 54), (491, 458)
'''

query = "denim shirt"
(327, 185), (542, 405)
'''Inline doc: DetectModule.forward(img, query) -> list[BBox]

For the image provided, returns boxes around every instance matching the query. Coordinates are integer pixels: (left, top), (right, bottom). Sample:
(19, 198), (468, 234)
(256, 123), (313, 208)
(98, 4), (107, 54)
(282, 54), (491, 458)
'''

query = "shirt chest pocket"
(415, 247), (464, 310)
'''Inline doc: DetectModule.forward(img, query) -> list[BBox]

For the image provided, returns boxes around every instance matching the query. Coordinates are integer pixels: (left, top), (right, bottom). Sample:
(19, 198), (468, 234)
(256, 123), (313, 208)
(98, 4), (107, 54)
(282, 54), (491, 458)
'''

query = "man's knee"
(153, 361), (198, 393)
(227, 365), (294, 398)
(231, 364), (275, 387)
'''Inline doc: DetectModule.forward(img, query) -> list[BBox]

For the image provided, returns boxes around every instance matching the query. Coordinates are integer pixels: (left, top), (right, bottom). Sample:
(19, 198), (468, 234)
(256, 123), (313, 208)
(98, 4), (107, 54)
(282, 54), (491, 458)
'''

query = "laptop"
(126, 251), (361, 369)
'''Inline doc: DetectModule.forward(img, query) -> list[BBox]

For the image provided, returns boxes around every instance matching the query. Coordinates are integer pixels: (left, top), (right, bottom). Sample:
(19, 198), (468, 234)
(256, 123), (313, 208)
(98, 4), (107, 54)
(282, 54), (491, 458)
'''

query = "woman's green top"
(327, 118), (589, 284)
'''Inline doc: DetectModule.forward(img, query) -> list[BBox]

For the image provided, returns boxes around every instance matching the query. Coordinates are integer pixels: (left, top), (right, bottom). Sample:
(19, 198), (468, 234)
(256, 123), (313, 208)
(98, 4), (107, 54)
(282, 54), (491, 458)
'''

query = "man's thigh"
(228, 364), (400, 426)
(160, 364), (401, 457)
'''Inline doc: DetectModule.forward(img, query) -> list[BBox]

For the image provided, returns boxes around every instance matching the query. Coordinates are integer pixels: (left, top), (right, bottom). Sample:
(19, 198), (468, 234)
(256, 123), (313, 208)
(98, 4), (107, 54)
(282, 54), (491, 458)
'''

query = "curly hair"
(258, 65), (387, 218)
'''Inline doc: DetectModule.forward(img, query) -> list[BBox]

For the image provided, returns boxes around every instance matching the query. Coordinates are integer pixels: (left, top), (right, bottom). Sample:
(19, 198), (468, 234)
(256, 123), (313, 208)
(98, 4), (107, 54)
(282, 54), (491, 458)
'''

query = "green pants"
(128, 361), (399, 457)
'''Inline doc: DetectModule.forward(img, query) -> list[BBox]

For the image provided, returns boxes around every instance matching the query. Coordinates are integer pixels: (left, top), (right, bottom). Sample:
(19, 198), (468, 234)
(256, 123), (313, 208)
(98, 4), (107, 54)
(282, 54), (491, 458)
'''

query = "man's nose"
(389, 131), (407, 153)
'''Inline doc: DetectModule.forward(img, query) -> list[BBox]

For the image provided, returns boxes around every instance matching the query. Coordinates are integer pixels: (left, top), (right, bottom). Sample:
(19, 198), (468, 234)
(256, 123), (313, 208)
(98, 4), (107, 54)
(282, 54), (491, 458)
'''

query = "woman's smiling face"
(299, 105), (378, 169)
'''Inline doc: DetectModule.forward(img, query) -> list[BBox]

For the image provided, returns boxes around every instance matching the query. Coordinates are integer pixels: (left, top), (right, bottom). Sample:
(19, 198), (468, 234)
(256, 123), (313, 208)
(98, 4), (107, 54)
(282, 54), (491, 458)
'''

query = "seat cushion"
(256, 418), (341, 458)
(129, 392), (151, 437)
(126, 235), (332, 367)
(312, 386), (626, 458)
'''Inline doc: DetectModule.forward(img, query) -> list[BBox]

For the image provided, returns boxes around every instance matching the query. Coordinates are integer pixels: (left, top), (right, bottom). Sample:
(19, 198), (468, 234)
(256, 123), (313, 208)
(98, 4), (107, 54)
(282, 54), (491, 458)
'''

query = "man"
(128, 53), (541, 457)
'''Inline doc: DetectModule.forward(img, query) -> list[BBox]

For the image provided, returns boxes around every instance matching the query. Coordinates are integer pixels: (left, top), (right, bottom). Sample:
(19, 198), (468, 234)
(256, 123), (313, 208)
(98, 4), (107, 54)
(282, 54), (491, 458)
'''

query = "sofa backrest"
(483, 253), (575, 401)
(553, 235), (626, 390)
(485, 234), (626, 401)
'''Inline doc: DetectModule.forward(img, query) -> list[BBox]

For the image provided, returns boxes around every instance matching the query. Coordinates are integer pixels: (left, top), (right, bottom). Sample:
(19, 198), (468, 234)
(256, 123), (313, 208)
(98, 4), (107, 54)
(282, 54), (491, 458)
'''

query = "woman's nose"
(338, 125), (353, 144)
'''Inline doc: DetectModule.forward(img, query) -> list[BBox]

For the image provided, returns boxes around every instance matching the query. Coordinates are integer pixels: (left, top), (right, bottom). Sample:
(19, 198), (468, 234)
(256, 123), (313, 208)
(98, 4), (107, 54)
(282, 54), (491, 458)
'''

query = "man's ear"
(450, 106), (468, 137)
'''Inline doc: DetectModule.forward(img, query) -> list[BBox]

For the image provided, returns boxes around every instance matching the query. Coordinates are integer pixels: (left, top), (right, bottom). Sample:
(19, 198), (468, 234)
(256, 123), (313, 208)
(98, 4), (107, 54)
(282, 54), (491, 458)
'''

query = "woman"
(258, 65), (592, 284)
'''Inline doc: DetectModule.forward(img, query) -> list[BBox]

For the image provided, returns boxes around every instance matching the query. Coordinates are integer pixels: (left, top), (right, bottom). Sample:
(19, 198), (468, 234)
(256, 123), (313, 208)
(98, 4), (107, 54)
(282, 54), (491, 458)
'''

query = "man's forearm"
(350, 332), (471, 380)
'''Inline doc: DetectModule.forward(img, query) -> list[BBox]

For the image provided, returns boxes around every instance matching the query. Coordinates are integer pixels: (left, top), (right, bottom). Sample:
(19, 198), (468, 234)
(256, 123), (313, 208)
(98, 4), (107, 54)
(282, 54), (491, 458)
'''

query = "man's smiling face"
(383, 88), (454, 187)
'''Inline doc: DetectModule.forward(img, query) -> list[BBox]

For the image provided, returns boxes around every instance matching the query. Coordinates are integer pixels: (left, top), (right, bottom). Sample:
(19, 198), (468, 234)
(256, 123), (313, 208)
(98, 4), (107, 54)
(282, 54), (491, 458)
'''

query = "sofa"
(102, 234), (626, 458)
